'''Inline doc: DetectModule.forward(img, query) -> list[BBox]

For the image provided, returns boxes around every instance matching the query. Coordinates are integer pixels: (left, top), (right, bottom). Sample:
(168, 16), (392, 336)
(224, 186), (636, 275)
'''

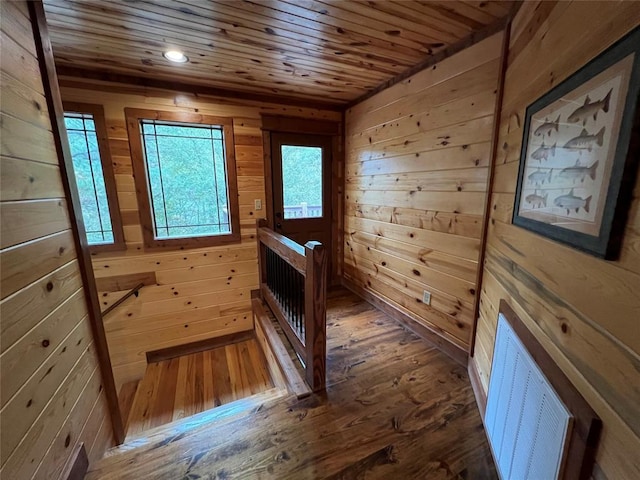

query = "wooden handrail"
(257, 225), (306, 274)
(101, 282), (144, 317)
(256, 219), (327, 391)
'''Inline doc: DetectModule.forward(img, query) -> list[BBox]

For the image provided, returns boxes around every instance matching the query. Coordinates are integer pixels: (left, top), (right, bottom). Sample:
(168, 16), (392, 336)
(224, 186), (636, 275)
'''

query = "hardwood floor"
(89, 288), (496, 479)
(125, 339), (274, 438)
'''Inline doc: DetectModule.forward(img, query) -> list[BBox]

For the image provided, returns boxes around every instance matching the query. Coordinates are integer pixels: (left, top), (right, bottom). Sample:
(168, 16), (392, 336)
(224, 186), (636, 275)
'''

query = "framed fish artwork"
(513, 27), (640, 259)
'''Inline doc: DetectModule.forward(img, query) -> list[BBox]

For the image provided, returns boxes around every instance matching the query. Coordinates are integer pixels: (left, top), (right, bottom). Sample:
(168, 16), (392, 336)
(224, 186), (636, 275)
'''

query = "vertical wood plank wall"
(471, 2), (640, 479)
(60, 80), (341, 388)
(0, 1), (113, 477)
(343, 33), (503, 354)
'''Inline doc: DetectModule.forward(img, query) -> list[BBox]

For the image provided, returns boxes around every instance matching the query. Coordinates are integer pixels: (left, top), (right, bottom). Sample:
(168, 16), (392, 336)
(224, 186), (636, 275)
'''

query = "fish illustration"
(530, 142), (556, 162)
(558, 160), (599, 183)
(525, 191), (548, 208)
(527, 169), (553, 185)
(563, 127), (605, 152)
(567, 89), (612, 126)
(554, 188), (592, 214)
(534, 115), (560, 137)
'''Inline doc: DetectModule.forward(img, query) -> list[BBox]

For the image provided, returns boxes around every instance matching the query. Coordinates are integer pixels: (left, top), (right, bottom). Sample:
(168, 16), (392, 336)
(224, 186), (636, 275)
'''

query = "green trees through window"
(281, 145), (323, 219)
(126, 108), (241, 249)
(64, 112), (115, 245)
(140, 121), (230, 239)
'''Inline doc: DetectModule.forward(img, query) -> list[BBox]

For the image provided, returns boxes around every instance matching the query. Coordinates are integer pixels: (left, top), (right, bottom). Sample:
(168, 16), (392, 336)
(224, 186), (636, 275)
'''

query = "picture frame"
(513, 27), (640, 259)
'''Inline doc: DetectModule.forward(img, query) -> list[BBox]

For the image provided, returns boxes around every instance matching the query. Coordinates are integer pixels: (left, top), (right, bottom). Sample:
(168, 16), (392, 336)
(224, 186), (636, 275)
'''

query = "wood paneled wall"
(0, 1), (113, 476)
(343, 33), (503, 354)
(471, 2), (640, 479)
(60, 80), (341, 388)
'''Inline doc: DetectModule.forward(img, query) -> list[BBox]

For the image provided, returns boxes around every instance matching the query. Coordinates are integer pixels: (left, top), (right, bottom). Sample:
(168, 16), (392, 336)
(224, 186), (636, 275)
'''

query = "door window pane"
(281, 145), (322, 219)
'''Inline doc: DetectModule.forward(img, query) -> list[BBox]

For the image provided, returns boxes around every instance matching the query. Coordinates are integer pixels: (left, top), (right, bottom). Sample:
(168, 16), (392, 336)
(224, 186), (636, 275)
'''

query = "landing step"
(105, 387), (288, 457)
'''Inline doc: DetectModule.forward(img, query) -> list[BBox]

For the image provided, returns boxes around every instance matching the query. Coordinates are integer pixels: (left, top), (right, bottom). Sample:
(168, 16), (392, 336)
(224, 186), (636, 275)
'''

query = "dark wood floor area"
(89, 288), (496, 479)
(124, 339), (274, 438)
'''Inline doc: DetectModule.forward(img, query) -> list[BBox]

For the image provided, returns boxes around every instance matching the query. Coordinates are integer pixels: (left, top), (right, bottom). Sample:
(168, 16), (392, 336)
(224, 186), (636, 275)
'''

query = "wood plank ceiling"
(42, 0), (513, 106)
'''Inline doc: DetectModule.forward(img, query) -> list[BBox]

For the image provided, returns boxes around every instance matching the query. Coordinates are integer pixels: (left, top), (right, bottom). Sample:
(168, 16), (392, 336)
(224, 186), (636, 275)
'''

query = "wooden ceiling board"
(44, 2), (397, 89)
(47, 16), (394, 83)
(42, 0), (514, 106)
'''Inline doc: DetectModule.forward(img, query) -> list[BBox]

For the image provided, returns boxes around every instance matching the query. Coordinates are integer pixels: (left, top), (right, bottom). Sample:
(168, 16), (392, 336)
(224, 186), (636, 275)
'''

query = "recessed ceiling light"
(163, 50), (189, 63)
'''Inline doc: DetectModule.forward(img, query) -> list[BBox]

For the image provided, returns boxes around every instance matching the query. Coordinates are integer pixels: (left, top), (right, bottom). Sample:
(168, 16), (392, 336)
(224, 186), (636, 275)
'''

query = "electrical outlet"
(254, 199), (262, 210)
(422, 290), (431, 305)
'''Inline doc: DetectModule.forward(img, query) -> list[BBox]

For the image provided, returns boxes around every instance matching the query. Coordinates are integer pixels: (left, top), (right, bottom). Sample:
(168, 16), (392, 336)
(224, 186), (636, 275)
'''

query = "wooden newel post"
(256, 218), (268, 300)
(304, 240), (327, 391)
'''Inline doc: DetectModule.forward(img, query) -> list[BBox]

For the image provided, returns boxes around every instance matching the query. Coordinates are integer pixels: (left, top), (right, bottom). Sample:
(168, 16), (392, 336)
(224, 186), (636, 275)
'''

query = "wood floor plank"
(246, 339), (273, 393)
(225, 342), (252, 400)
(147, 357), (179, 430)
(126, 362), (162, 437)
(202, 350), (216, 411)
(171, 355), (189, 423)
(183, 352), (204, 419)
(89, 288), (495, 479)
(117, 381), (139, 433)
(211, 346), (234, 407)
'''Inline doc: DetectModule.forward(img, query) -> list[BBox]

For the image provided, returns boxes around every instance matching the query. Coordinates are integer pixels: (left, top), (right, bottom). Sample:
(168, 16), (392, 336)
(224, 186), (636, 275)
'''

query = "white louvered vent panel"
(485, 314), (573, 480)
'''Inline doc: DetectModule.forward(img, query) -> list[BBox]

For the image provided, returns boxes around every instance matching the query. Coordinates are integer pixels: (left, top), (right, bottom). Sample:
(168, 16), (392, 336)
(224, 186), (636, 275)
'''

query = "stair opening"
(119, 337), (277, 440)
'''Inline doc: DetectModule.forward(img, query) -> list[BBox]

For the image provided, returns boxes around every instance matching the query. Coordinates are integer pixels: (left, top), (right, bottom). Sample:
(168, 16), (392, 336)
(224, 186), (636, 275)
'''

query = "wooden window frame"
(125, 108), (241, 250)
(63, 101), (125, 253)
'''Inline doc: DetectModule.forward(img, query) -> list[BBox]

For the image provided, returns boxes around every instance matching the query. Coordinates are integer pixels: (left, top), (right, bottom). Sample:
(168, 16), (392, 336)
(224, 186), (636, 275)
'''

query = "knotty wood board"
(344, 32), (503, 352)
(472, 3), (640, 479)
(86, 288), (496, 479)
(41, 0), (512, 105)
(61, 80), (340, 388)
(0, 2), (112, 477)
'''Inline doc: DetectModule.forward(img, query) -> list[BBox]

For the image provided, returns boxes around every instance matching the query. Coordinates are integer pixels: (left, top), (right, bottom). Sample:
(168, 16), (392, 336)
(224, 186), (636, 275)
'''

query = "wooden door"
(271, 132), (332, 255)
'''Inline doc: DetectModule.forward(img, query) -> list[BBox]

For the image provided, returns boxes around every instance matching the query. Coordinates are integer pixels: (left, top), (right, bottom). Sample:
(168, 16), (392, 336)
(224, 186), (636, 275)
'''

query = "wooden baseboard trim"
(252, 298), (311, 399)
(468, 356), (487, 421)
(62, 442), (89, 480)
(341, 278), (468, 366)
(146, 330), (254, 364)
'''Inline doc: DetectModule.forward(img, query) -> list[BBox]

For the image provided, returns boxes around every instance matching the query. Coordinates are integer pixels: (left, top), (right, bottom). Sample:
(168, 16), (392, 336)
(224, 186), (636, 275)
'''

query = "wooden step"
(123, 338), (276, 439)
(103, 387), (288, 458)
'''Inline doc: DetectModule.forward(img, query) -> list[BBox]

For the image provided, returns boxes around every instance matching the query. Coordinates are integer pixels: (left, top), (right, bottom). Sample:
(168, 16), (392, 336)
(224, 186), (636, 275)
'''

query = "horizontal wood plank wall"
(60, 79), (341, 388)
(343, 33), (503, 353)
(0, 1), (113, 477)
(471, 2), (640, 479)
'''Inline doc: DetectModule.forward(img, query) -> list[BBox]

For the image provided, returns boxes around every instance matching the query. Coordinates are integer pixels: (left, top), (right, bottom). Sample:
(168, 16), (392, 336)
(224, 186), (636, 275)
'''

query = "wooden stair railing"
(101, 282), (145, 317)
(256, 219), (327, 391)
